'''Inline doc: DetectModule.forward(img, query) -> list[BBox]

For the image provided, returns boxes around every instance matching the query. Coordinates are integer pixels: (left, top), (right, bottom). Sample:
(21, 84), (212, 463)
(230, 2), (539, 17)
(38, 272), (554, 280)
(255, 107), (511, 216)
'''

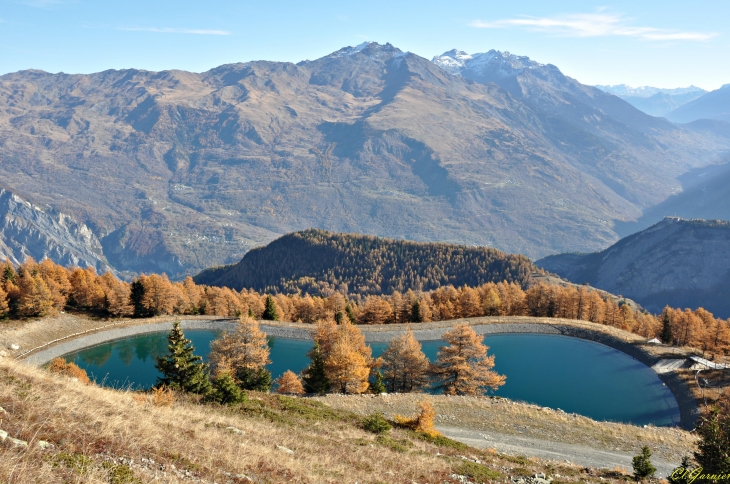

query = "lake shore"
(6, 314), (700, 430)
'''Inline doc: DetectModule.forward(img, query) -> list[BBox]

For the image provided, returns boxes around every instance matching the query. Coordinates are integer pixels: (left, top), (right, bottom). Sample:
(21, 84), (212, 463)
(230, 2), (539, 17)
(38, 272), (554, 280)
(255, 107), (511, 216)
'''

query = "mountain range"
(595, 84), (706, 117)
(666, 84), (730, 124)
(1, 42), (729, 277)
(536, 218), (730, 317)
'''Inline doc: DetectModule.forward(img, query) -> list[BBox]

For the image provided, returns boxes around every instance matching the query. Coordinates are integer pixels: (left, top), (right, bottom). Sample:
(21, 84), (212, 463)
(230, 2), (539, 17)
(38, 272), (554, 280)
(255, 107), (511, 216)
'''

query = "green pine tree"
(207, 372), (246, 405)
(410, 300), (422, 323)
(661, 311), (673, 345)
(668, 457), (697, 484)
(155, 322), (212, 395)
(632, 446), (657, 480)
(370, 370), (386, 394)
(248, 306), (255, 318)
(236, 367), (273, 392)
(694, 406), (730, 476)
(130, 280), (148, 318)
(262, 295), (279, 321)
(302, 341), (330, 394)
(345, 303), (355, 324)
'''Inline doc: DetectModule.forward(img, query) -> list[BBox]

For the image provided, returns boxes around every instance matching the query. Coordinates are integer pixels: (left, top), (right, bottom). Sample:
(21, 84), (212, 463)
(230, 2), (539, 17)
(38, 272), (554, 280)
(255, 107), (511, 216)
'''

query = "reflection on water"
(64, 330), (681, 427)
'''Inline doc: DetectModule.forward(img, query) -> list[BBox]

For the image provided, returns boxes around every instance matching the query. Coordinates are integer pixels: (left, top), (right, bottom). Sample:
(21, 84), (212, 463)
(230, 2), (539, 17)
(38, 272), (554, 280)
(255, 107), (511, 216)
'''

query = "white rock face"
(0, 189), (112, 273)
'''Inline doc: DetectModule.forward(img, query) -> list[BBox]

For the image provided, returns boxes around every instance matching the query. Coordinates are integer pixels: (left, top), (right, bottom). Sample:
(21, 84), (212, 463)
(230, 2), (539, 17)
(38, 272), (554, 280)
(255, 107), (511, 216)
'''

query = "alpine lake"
(62, 330), (680, 427)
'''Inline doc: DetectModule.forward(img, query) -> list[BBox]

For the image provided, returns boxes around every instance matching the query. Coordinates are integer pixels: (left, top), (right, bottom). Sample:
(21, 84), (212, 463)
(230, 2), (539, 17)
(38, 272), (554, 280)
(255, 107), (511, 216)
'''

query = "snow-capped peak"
(432, 49), (543, 77)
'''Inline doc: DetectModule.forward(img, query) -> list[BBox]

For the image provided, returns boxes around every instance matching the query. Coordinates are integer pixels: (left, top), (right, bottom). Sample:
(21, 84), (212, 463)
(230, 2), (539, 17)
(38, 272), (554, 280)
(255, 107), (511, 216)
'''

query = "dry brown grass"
(317, 393), (697, 463)
(0, 358), (650, 484)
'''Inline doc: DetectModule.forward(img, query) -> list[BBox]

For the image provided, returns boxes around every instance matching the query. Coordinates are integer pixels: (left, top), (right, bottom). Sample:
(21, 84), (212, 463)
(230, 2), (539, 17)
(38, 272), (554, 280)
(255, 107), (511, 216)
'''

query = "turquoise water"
(63, 330), (680, 426)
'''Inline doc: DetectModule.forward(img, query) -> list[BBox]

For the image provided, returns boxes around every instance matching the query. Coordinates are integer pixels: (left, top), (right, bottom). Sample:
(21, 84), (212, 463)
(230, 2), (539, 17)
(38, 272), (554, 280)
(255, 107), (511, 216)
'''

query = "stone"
(38, 440), (54, 450)
(0, 350), (8, 358)
(10, 344), (19, 351)
(226, 426), (243, 434)
(0, 429), (7, 442)
(276, 445), (294, 454)
(9, 437), (28, 448)
(0, 406), (7, 415)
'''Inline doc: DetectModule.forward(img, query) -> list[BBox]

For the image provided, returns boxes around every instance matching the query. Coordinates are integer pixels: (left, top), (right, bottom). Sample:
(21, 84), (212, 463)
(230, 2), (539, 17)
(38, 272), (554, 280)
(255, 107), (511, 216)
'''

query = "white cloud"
(117, 27), (231, 36)
(470, 13), (716, 41)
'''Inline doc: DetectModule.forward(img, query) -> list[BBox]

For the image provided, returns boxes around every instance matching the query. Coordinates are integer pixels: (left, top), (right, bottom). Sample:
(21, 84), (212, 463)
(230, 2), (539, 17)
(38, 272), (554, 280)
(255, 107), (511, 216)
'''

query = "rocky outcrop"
(0, 189), (112, 273)
(536, 217), (730, 317)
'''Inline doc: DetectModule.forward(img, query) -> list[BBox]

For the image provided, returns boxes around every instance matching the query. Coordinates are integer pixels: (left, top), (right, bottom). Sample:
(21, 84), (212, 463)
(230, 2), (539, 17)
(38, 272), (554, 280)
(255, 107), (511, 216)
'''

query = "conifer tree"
(130, 280), (148, 318)
(207, 371), (246, 405)
(262, 295), (279, 321)
(381, 328), (430, 393)
(0, 284), (9, 318)
(370, 370), (386, 394)
(482, 287), (502, 316)
(693, 393), (730, 476)
(632, 446), (657, 480)
(326, 337), (370, 394)
(275, 370), (305, 394)
(430, 323), (506, 396)
(155, 322), (212, 395)
(17, 270), (56, 317)
(302, 341), (330, 394)
(661, 311), (674, 345)
(209, 316), (272, 391)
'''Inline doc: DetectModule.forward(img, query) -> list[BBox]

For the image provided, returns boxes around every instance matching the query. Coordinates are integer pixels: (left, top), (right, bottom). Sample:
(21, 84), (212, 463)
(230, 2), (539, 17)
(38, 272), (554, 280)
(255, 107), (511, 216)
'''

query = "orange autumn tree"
(17, 269), (56, 317)
(324, 320), (372, 394)
(0, 284), (9, 317)
(430, 323), (505, 396)
(209, 315), (271, 390)
(275, 370), (305, 395)
(381, 327), (430, 393)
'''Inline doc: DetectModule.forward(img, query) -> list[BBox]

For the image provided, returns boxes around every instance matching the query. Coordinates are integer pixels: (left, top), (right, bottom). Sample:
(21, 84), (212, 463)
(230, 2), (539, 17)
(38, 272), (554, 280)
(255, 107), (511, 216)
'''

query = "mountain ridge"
(1, 42), (729, 277)
(535, 217), (730, 317)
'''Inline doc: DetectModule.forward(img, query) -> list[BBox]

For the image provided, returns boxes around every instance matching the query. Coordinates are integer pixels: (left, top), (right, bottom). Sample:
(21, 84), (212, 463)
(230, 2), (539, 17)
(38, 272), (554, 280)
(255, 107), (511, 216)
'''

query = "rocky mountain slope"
(594, 85), (706, 117)
(667, 84), (730, 123)
(535, 218), (730, 317)
(0, 188), (111, 273)
(1, 42), (729, 277)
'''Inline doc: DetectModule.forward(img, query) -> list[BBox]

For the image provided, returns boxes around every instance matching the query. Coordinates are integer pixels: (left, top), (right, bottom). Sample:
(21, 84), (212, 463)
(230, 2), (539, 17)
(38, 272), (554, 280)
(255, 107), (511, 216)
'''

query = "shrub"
(151, 385), (175, 407)
(47, 358), (91, 384)
(363, 412), (391, 434)
(453, 461), (503, 482)
(395, 399), (440, 438)
(207, 372), (246, 405)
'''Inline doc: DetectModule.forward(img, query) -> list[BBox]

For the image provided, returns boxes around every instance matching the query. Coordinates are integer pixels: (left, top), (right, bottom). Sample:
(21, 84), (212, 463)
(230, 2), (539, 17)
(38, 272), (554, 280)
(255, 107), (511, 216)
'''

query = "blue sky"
(1, 0), (728, 90)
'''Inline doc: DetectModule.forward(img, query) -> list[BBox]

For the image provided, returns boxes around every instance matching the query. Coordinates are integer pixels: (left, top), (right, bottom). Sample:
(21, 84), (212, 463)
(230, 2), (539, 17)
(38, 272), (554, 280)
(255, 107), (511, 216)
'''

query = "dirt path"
(437, 426), (679, 478)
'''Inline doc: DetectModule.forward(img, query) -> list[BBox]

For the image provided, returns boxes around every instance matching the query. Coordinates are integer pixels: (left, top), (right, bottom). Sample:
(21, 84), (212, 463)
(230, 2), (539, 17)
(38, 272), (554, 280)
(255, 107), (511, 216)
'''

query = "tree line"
(2, 256), (729, 356)
(155, 316), (505, 400)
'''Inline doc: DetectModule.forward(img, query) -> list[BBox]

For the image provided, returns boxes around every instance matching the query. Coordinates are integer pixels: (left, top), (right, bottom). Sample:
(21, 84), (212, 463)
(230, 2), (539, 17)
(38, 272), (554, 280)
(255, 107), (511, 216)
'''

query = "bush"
(363, 412), (391, 434)
(207, 372), (246, 405)
(47, 358), (91, 384)
(453, 461), (503, 482)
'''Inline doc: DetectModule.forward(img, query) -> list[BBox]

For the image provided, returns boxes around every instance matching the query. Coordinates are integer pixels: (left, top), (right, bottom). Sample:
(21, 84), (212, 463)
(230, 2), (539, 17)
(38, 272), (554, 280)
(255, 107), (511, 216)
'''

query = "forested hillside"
(194, 229), (536, 295)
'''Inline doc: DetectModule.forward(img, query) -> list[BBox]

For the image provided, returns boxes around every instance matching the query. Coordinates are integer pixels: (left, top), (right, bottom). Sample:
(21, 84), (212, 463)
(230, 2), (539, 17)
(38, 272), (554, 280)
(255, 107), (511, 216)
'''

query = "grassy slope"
(0, 357), (677, 484)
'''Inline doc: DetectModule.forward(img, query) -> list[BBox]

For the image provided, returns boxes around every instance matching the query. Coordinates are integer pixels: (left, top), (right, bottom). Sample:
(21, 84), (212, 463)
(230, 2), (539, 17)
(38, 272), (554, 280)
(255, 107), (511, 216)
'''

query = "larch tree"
(325, 336), (370, 394)
(0, 284), (9, 317)
(381, 328), (430, 393)
(430, 323), (506, 396)
(155, 322), (212, 395)
(209, 315), (272, 391)
(358, 296), (393, 324)
(275, 370), (305, 395)
(482, 287), (501, 316)
(17, 270), (56, 317)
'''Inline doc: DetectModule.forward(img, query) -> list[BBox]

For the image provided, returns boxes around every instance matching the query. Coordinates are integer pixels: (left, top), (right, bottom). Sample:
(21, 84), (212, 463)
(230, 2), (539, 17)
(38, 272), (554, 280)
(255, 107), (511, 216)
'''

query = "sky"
(0, 0), (728, 90)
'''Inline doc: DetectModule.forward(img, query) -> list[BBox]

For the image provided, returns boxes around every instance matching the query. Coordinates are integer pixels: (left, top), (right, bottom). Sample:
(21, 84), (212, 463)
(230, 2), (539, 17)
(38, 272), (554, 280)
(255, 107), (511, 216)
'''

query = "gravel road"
(437, 426), (679, 477)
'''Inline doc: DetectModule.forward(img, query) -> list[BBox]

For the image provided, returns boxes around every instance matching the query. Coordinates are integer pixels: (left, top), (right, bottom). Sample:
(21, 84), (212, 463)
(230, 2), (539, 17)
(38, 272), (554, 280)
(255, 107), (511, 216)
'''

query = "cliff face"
(0, 189), (112, 273)
(536, 218), (730, 317)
